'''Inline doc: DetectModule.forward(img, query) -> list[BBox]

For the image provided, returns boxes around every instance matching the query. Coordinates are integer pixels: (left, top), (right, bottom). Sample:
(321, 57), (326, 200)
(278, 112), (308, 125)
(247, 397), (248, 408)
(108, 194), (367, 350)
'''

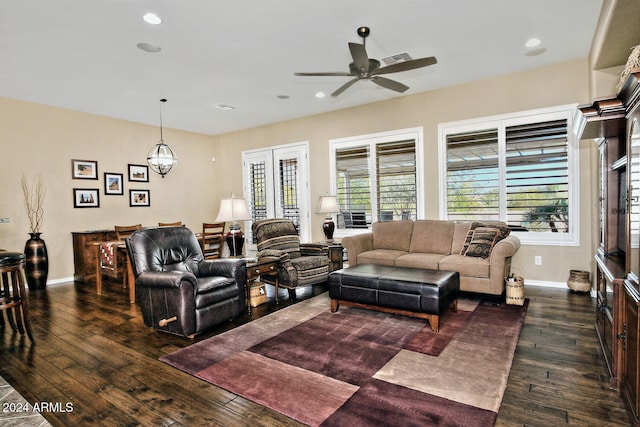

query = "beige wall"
(0, 97), (222, 281)
(214, 58), (595, 284)
(0, 58), (597, 285)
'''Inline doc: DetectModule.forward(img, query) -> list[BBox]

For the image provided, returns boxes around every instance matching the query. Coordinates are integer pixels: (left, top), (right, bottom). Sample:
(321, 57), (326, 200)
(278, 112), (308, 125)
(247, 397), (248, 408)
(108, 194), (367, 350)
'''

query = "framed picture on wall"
(128, 164), (149, 182)
(71, 159), (98, 179)
(73, 188), (100, 208)
(129, 189), (150, 207)
(104, 173), (123, 195)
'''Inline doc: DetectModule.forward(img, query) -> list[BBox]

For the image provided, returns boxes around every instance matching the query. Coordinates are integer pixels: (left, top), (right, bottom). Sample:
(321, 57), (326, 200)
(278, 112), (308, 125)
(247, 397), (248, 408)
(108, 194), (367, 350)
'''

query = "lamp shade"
(215, 196), (252, 223)
(316, 195), (340, 214)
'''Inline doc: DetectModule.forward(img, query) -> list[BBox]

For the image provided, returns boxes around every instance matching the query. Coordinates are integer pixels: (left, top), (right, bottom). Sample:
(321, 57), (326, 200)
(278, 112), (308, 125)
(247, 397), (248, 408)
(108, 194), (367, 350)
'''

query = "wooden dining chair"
(200, 222), (226, 259)
(115, 224), (143, 241)
(159, 221), (183, 227)
(96, 224), (142, 300)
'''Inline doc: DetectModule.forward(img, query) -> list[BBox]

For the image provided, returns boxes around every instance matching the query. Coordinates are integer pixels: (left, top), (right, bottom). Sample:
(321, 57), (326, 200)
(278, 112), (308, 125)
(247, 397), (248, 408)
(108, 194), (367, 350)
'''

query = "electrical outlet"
(0, 218), (11, 223)
(534, 256), (542, 266)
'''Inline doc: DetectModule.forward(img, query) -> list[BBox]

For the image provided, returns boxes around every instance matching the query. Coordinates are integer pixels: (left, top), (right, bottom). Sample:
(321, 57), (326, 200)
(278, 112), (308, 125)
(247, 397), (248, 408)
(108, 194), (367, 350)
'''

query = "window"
(439, 105), (579, 245)
(330, 128), (424, 235)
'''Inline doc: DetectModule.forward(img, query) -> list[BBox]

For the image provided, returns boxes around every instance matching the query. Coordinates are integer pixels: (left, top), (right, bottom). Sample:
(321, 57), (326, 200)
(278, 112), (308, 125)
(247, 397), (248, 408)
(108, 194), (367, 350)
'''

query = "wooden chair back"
(115, 224), (142, 241)
(201, 222), (225, 259)
(159, 221), (183, 227)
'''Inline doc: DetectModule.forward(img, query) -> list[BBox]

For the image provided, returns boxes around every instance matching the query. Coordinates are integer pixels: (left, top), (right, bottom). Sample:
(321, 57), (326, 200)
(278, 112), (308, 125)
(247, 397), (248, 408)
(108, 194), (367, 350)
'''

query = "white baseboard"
(524, 279), (596, 298)
(44, 277), (74, 287)
(524, 279), (566, 289)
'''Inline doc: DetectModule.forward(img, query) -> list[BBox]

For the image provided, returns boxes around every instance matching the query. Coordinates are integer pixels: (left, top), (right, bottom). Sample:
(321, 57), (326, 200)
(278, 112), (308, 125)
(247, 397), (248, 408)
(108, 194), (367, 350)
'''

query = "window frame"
(438, 104), (580, 246)
(329, 127), (425, 239)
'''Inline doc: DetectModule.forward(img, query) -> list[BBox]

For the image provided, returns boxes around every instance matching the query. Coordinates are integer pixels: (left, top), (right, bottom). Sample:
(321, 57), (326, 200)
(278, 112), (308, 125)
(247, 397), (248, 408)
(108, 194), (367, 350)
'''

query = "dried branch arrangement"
(21, 174), (45, 233)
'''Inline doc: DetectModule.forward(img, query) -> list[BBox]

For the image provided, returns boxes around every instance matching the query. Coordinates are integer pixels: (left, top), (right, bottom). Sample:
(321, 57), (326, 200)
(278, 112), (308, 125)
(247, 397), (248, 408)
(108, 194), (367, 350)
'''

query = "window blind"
(376, 140), (417, 221)
(336, 146), (371, 220)
(446, 128), (500, 221)
(506, 119), (568, 232)
(279, 158), (301, 229)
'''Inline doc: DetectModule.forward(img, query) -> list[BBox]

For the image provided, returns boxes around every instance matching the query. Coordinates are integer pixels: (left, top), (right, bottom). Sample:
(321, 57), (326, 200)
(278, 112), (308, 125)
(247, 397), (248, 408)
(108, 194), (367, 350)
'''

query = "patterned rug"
(160, 293), (527, 426)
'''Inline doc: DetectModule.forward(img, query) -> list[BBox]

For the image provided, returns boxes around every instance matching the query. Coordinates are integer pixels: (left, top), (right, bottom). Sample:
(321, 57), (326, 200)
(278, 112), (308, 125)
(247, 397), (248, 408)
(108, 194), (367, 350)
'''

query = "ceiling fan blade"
(371, 76), (409, 93)
(294, 72), (354, 77)
(373, 56), (437, 75)
(349, 42), (369, 72)
(331, 77), (360, 97)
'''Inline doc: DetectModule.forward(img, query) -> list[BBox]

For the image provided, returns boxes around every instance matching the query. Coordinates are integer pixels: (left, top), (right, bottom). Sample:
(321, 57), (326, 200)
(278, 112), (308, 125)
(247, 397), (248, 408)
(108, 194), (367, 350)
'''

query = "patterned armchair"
(252, 219), (330, 300)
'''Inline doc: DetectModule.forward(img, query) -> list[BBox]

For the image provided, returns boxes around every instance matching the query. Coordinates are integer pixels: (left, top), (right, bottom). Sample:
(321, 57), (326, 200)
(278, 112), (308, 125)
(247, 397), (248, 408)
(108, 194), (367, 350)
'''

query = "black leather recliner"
(126, 226), (246, 338)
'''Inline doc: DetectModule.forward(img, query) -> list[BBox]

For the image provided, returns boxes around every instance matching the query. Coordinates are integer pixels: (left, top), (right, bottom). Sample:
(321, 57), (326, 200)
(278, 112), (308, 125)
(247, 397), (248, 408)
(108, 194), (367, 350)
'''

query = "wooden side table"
(326, 242), (344, 271)
(245, 257), (279, 313)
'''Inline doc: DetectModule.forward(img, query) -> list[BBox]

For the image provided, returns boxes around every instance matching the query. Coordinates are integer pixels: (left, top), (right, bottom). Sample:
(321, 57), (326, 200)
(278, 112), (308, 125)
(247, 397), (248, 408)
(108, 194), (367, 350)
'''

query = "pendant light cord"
(159, 98), (167, 141)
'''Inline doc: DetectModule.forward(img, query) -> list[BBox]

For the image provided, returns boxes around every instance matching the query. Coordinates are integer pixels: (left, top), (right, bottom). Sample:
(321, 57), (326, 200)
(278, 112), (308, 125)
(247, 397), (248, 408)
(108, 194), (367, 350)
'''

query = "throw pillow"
(460, 222), (510, 255)
(464, 227), (500, 259)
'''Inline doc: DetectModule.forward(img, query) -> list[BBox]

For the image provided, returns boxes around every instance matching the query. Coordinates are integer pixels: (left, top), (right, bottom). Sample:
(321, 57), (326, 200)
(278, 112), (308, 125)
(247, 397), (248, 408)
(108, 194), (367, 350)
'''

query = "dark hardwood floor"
(0, 280), (633, 426)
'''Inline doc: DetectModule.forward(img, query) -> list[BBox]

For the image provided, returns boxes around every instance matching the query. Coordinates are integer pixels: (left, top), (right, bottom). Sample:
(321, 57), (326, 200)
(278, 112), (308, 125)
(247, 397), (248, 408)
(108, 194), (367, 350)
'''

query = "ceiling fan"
(294, 26), (437, 97)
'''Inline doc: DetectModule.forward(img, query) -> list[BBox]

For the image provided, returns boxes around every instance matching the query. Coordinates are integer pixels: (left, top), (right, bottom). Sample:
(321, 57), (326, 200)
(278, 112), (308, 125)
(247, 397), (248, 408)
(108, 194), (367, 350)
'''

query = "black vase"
(24, 232), (48, 289)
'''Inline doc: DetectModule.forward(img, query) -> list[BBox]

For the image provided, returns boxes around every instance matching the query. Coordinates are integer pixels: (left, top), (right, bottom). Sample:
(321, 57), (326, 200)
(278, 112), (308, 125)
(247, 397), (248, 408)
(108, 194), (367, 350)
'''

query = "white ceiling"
(0, 0), (605, 136)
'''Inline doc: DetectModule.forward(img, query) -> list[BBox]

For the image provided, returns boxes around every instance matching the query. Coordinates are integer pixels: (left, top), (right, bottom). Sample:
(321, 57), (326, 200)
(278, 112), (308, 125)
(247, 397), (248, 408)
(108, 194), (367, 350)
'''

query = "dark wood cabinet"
(71, 230), (116, 282)
(624, 282), (640, 421)
(579, 69), (640, 424)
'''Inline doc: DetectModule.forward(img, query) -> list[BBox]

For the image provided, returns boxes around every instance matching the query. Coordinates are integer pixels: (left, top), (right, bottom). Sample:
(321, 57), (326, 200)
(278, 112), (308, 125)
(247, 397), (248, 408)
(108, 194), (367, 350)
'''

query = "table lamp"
(316, 195), (340, 242)
(215, 195), (252, 256)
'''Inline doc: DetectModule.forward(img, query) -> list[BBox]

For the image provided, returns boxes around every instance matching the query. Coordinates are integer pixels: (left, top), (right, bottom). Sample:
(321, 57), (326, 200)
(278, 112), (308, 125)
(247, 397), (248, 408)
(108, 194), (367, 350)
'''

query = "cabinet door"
(623, 283), (640, 421)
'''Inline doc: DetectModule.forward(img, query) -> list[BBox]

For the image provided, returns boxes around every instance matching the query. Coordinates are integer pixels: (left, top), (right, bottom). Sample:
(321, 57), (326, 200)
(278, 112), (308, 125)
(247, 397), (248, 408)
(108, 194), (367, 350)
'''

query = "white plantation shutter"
(440, 105), (578, 245)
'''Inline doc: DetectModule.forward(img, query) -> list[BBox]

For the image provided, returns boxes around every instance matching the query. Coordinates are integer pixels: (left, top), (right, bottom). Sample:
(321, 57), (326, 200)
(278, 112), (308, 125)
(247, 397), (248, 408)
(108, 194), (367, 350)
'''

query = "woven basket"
(567, 270), (591, 292)
(249, 284), (267, 307)
(505, 276), (524, 306)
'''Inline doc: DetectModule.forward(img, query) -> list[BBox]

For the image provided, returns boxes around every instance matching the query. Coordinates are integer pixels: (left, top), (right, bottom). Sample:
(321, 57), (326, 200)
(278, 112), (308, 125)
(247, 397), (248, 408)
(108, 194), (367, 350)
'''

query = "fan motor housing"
(350, 59), (380, 76)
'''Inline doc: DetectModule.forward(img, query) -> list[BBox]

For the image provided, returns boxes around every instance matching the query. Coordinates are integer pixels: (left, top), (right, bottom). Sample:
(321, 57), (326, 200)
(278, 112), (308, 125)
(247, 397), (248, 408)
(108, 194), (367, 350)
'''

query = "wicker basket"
(505, 276), (524, 306)
(567, 270), (591, 292)
(249, 284), (267, 307)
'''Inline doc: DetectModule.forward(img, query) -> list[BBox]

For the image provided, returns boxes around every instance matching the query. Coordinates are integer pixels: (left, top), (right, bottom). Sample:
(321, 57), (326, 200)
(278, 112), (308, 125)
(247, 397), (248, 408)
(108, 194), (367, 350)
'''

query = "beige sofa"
(341, 220), (520, 295)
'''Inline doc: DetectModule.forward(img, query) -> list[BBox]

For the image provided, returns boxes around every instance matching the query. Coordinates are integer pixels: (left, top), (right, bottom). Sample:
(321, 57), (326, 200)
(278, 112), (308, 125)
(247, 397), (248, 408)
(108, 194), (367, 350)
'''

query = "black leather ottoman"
(328, 264), (459, 332)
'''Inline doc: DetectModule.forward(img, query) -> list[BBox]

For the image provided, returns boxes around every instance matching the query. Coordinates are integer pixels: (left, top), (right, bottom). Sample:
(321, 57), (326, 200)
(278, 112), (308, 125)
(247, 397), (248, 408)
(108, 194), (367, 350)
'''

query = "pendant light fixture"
(147, 98), (177, 178)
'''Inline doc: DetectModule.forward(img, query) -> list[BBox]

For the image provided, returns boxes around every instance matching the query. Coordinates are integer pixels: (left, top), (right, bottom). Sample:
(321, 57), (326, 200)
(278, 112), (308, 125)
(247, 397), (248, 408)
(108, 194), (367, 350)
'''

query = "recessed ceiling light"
(315, 92), (326, 98)
(525, 38), (541, 48)
(525, 48), (547, 57)
(143, 13), (162, 25)
(137, 42), (161, 53)
(215, 104), (236, 111)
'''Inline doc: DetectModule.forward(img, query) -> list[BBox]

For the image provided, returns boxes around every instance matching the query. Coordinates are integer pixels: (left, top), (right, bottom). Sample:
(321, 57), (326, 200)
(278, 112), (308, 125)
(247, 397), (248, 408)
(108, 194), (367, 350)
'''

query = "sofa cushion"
(358, 249), (407, 266)
(439, 254), (490, 278)
(460, 221), (510, 255)
(372, 220), (414, 251)
(395, 253), (446, 270)
(409, 220), (455, 255)
(463, 227), (499, 259)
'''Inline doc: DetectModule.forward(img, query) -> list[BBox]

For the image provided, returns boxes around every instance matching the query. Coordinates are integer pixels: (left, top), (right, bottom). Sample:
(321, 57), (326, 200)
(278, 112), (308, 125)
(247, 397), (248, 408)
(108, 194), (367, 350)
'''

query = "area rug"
(160, 294), (527, 426)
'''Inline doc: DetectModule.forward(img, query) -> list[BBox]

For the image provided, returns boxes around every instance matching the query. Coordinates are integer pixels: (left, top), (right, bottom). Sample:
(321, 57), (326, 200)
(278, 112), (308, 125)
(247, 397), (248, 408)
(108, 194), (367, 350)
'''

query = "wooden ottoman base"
(330, 297), (457, 332)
